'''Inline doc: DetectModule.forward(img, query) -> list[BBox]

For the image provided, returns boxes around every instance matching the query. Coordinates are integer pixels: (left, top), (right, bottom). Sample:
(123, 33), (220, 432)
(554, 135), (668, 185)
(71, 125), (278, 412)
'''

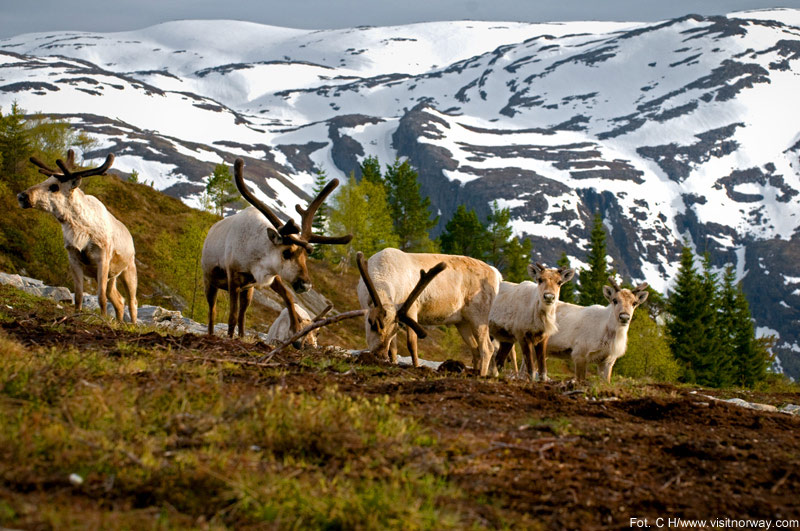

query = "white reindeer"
(489, 263), (574, 380)
(201, 158), (351, 338)
(356, 248), (501, 376)
(18, 150), (138, 323)
(266, 303), (332, 348)
(546, 277), (649, 382)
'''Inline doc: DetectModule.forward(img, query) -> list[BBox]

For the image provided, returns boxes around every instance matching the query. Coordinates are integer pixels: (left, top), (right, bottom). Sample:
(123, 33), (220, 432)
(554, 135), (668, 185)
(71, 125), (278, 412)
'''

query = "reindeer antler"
(397, 262), (447, 339)
(607, 276), (621, 292)
(296, 178), (353, 245)
(356, 252), (384, 310)
(234, 159), (350, 249)
(57, 153), (114, 183)
(29, 149), (79, 181)
(633, 282), (649, 292)
(312, 303), (334, 322)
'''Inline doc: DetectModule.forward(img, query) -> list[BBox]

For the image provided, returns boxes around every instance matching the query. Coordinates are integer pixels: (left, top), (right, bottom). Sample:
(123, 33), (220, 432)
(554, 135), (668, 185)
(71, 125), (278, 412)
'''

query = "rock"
(723, 397), (778, 412)
(41, 286), (73, 303)
(779, 404), (800, 415)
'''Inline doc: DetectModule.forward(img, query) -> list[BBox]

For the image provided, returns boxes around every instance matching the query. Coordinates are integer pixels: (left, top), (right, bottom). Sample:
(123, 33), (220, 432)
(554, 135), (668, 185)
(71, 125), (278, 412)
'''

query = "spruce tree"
(0, 102), (33, 191)
(730, 279), (769, 387)
(484, 201), (533, 282)
(309, 169), (331, 259)
(696, 254), (726, 387)
(557, 252), (576, 303)
(384, 158), (437, 252)
(578, 213), (610, 306)
(440, 205), (488, 258)
(205, 163), (238, 216)
(360, 155), (383, 184)
(666, 245), (708, 383)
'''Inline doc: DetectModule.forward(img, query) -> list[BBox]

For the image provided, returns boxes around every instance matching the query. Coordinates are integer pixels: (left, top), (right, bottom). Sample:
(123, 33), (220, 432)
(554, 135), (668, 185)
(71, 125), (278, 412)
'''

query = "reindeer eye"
(282, 249), (293, 260)
(613, 298), (619, 304)
(49, 184), (59, 193)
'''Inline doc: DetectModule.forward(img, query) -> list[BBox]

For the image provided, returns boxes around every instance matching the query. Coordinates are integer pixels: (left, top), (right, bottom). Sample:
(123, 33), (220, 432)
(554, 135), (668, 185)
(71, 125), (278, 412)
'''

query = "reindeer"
(266, 303), (332, 348)
(489, 263), (575, 380)
(546, 277), (649, 382)
(201, 159), (351, 338)
(18, 150), (138, 323)
(356, 248), (501, 376)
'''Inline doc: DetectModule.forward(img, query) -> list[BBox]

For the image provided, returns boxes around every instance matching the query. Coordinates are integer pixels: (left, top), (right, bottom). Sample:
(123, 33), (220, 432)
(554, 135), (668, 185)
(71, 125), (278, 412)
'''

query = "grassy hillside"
(1, 284), (799, 529)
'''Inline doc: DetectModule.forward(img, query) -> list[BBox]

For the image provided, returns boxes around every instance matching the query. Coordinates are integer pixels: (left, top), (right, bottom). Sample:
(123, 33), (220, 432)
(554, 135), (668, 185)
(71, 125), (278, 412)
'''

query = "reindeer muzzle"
(619, 313), (631, 324)
(543, 292), (555, 304)
(17, 192), (32, 209)
(292, 279), (311, 294)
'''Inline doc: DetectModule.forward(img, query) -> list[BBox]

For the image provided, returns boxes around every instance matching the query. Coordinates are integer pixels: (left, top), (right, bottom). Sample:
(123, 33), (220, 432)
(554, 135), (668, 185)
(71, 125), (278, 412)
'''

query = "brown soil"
(2, 302), (799, 530)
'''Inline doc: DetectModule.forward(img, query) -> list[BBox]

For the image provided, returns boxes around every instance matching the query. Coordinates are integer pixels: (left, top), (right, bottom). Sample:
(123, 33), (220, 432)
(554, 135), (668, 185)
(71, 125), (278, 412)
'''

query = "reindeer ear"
(528, 263), (543, 281)
(636, 290), (649, 305)
(267, 228), (283, 246)
(560, 268), (575, 284)
(69, 177), (82, 191)
(603, 285), (615, 302)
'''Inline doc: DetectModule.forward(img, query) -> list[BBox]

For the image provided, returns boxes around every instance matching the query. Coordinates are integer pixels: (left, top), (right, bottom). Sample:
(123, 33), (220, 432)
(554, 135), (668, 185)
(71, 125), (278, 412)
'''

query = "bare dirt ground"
(1, 293), (799, 530)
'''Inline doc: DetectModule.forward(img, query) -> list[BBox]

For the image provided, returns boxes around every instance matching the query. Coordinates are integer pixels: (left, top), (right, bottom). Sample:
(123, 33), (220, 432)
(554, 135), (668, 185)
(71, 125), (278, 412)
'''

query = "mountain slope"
(1, 11), (799, 376)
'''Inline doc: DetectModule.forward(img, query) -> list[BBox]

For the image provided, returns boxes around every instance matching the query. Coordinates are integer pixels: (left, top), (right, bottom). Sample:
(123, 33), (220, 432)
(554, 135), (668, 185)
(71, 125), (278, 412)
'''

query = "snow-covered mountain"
(1, 11), (799, 376)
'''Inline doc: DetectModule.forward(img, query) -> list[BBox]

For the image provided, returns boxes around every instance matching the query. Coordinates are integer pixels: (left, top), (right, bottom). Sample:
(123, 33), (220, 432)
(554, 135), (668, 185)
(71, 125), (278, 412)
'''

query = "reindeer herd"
(17, 151), (650, 383)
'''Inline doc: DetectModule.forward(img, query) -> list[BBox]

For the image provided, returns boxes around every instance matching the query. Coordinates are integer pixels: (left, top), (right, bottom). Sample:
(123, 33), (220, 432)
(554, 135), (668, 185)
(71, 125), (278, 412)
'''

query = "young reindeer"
(201, 158), (351, 338)
(18, 150), (138, 323)
(356, 248), (501, 376)
(546, 277), (649, 382)
(266, 303), (332, 348)
(489, 263), (575, 381)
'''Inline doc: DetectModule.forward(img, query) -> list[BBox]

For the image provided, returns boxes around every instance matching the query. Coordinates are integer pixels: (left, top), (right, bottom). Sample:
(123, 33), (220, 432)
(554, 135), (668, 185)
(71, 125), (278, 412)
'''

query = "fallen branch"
(260, 309), (367, 363)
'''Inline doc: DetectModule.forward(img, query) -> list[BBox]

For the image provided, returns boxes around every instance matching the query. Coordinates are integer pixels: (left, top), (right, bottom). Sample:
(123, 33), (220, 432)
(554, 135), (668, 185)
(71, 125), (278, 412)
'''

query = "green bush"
(615, 313), (681, 382)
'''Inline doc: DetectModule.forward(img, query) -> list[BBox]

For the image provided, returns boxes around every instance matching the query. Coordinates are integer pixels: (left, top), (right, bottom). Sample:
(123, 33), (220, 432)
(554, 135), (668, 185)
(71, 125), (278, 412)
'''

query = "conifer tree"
(696, 254), (726, 387)
(440, 204), (488, 258)
(360, 155), (383, 184)
(205, 163), (238, 216)
(578, 213), (610, 306)
(729, 275), (769, 387)
(557, 252), (576, 303)
(0, 102), (33, 191)
(666, 245), (706, 383)
(384, 158), (437, 252)
(483, 201), (532, 282)
(309, 169), (331, 259)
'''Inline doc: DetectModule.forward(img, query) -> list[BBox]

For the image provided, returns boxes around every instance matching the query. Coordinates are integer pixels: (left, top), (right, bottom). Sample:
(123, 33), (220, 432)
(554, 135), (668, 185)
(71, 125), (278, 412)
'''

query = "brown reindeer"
(356, 248), (501, 375)
(201, 159), (351, 337)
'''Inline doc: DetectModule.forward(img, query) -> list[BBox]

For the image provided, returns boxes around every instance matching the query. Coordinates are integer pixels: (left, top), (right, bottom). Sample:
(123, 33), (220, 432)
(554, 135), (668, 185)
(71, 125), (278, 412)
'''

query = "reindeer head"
(357, 252), (446, 358)
(603, 277), (649, 325)
(232, 159), (352, 293)
(528, 262), (575, 306)
(18, 150), (115, 218)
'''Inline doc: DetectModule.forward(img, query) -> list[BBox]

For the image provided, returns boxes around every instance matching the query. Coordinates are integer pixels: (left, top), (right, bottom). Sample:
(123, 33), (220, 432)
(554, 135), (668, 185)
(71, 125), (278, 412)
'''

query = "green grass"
(0, 321), (468, 529)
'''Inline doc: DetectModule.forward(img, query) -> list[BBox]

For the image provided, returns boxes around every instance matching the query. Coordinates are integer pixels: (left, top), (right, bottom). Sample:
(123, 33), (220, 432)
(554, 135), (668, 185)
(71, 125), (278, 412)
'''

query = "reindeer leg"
(121, 264), (138, 325)
(389, 335), (398, 364)
(476, 323), (495, 377)
(270, 276), (300, 332)
(511, 344), (519, 374)
(521, 338), (535, 381)
(534, 337), (549, 382)
(227, 275), (239, 338)
(573, 354), (588, 382)
(406, 327), (419, 367)
(495, 341), (514, 371)
(68, 251), (84, 312)
(599, 358), (615, 383)
(96, 254), (110, 318)
(237, 286), (254, 338)
(107, 276), (125, 321)
(205, 278), (218, 336)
